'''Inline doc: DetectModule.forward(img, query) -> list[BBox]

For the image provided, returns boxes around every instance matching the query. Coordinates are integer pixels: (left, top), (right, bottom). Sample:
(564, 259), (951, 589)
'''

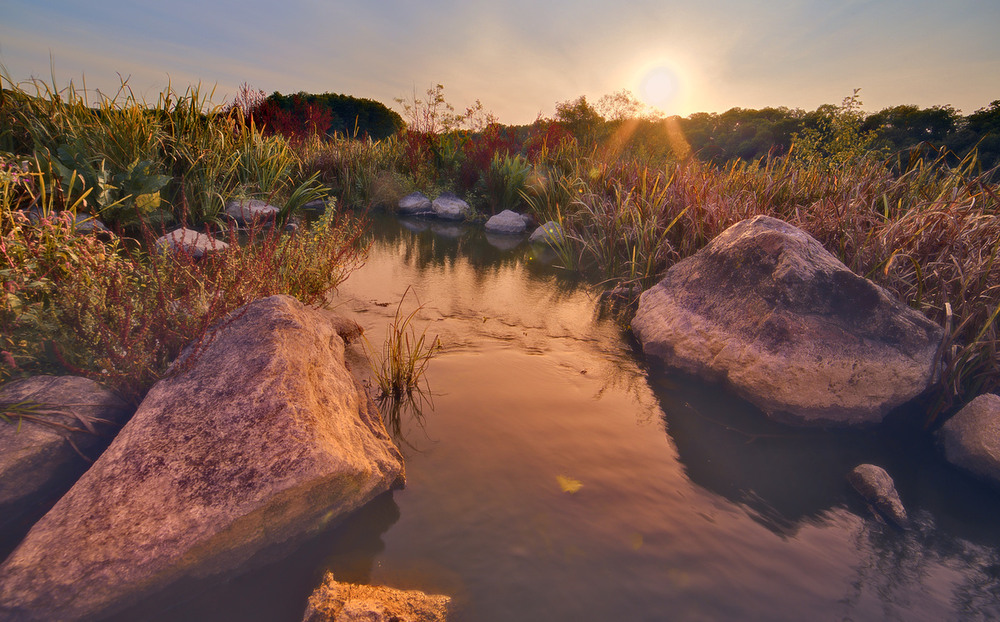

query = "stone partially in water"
(848, 464), (908, 529)
(484, 210), (528, 235)
(431, 192), (471, 221)
(303, 572), (451, 622)
(0, 296), (404, 621)
(528, 221), (564, 247)
(398, 192), (434, 217)
(632, 216), (943, 426)
(938, 393), (1000, 487)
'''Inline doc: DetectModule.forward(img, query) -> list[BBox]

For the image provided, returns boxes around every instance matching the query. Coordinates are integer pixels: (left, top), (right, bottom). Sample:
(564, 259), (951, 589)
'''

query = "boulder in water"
(632, 216), (943, 426)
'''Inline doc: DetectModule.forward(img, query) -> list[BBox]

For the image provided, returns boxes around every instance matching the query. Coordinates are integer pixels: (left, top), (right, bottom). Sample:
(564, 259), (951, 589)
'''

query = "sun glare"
(639, 65), (680, 111)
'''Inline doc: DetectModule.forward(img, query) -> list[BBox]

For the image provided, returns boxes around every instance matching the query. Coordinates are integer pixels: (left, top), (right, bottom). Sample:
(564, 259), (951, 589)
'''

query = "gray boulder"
(939, 394), (1000, 486)
(398, 192), (434, 216)
(0, 295), (404, 621)
(225, 198), (280, 224)
(484, 210), (528, 235)
(528, 220), (564, 246)
(0, 376), (132, 533)
(303, 572), (450, 622)
(632, 216), (943, 426)
(431, 192), (471, 221)
(155, 227), (229, 258)
(848, 464), (908, 529)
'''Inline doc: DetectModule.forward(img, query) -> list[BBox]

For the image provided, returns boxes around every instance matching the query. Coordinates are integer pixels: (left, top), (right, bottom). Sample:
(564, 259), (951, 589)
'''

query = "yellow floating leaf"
(557, 475), (583, 494)
(630, 533), (644, 550)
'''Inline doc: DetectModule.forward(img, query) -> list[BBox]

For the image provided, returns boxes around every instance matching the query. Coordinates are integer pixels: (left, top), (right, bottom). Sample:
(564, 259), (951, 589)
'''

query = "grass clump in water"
(364, 288), (442, 403)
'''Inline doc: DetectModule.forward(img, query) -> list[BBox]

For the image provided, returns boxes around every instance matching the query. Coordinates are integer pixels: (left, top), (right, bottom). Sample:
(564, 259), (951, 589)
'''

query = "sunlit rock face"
(302, 572), (451, 622)
(0, 295), (404, 621)
(632, 216), (942, 427)
(939, 393), (1000, 485)
(0, 376), (132, 535)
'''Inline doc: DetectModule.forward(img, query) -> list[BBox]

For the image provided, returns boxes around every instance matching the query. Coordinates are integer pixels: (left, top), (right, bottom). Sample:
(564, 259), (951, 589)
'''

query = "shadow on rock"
(106, 491), (402, 622)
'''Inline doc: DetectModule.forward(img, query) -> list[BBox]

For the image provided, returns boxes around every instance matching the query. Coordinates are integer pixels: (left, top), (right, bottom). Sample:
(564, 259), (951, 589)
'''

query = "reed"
(363, 288), (442, 401)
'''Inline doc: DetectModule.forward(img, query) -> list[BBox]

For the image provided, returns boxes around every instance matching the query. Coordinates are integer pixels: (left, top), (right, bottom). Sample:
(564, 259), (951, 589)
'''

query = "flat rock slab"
(0, 376), (132, 534)
(155, 227), (229, 258)
(303, 572), (450, 622)
(225, 198), (280, 224)
(848, 464), (908, 529)
(632, 216), (943, 426)
(0, 295), (404, 621)
(939, 393), (1000, 486)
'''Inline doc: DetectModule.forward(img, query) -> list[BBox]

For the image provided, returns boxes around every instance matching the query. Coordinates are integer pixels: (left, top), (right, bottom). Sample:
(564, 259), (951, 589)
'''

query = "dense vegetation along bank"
(1, 77), (997, 422)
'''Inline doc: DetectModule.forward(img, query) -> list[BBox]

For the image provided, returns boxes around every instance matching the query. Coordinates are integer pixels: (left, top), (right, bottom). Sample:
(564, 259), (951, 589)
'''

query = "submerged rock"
(0, 376), (132, 535)
(0, 296), (404, 621)
(303, 572), (451, 622)
(155, 227), (229, 258)
(938, 393), (1000, 486)
(225, 198), (280, 224)
(431, 192), (471, 221)
(848, 464), (908, 529)
(632, 216), (942, 426)
(484, 210), (528, 235)
(398, 192), (434, 216)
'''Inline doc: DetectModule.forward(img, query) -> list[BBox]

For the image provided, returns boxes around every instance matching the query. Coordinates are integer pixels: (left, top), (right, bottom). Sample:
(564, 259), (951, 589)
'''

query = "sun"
(638, 65), (680, 111)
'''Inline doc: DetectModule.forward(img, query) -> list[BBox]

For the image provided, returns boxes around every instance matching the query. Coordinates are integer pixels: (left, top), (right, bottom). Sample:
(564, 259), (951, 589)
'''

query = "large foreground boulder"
(303, 572), (451, 622)
(938, 394), (1000, 486)
(632, 216), (943, 426)
(0, 376), (132, 534)
(0, 295), (404, 621)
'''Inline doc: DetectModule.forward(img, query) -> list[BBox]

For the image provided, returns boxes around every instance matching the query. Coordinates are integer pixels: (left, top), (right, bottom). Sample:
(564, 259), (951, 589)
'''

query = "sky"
(2, 0), (998, 125)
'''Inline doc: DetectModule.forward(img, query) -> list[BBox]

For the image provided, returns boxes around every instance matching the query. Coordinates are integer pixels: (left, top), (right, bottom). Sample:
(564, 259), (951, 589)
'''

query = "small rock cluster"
(397, 192), (564, 247)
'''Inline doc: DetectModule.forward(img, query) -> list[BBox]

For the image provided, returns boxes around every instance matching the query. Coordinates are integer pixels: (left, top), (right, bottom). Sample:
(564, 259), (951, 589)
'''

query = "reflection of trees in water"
(838, 514), (1000, 621)
(372, 215), (588, 297)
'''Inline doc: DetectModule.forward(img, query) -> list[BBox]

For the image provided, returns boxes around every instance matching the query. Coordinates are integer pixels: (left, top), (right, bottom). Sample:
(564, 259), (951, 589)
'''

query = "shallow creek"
(132, 215), (1000, 621)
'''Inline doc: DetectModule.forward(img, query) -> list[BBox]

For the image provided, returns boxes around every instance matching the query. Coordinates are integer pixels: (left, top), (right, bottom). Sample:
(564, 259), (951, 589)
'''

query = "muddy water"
(129, 215), (1000, 621)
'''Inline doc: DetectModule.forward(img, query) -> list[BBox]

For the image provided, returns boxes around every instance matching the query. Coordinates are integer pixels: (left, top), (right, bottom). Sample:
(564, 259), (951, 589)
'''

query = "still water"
(131, 215), (1000, 621)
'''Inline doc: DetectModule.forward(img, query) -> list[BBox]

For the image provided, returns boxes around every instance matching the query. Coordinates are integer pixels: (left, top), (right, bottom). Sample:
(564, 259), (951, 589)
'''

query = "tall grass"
(520, 138), (998, 419)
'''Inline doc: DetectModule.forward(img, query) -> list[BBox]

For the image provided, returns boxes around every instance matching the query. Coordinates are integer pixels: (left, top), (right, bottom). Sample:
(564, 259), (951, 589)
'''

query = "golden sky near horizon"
(2, 0), (998, 123)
